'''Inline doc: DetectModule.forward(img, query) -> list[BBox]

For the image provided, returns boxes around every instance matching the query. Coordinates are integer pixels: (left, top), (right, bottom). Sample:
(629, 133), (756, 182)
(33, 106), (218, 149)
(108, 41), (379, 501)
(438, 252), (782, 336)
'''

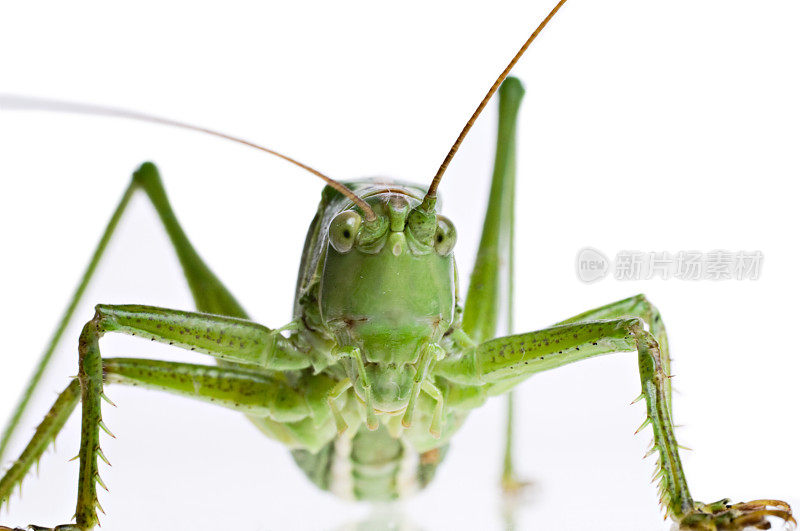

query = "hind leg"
(0, 162), (250, 465)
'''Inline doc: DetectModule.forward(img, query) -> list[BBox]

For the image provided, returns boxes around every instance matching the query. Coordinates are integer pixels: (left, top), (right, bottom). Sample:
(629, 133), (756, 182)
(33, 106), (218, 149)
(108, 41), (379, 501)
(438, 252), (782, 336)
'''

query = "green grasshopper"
(0, 1), (795, 530)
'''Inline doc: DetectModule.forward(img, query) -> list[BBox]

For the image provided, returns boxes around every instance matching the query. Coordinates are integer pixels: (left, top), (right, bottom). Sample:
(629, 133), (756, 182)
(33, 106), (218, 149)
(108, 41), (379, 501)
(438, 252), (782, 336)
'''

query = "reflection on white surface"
(334, 505), (425, 531)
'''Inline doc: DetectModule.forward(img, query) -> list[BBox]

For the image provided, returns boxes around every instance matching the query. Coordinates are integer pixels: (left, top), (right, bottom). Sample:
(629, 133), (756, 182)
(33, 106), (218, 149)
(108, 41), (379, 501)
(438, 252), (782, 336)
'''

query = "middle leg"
(1, 301), (320, 530)
(1, 353), (337, 530)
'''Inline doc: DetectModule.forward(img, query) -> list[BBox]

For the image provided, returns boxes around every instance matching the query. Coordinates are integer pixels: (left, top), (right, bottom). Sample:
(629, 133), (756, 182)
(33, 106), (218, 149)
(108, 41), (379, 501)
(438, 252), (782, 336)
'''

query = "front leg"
(70, 305), (314, 529)
(434, 318), (793, 530)
(1, 304), (316, 530)
(91, 304), (310, 370)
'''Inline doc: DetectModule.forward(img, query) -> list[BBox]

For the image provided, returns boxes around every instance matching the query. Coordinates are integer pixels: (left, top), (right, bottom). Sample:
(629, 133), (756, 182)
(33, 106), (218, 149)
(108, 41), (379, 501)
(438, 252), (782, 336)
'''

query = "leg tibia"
(75, 322), (104, 529)
(633, 326), (692, 517)
(0, 380), (80, 508)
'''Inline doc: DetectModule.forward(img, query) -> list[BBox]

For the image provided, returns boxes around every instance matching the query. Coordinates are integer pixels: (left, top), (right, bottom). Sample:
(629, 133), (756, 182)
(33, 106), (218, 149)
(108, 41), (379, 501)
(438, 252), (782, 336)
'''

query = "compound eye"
(434, 215), (457, 256)
(329, 210), (362, 253)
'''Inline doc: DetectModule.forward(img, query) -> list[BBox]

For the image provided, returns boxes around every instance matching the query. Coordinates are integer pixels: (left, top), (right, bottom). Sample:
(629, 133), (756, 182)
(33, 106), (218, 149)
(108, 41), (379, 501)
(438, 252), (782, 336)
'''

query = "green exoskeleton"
(0, 1), (795, 530)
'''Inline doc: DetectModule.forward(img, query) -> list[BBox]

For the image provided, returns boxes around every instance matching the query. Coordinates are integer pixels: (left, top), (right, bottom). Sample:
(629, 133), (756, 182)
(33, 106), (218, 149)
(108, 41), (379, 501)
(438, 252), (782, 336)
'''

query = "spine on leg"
(0, 380), (81, 509)
(75, 321), (107, 529)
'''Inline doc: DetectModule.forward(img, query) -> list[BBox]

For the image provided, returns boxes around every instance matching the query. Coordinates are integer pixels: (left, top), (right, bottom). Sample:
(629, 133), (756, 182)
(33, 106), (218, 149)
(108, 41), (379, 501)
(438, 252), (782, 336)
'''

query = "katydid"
(0, 1), (796, 530)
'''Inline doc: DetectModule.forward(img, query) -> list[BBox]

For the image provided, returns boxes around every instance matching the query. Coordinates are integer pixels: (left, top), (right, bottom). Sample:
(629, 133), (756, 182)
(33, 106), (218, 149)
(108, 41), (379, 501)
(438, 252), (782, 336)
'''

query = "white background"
(1, 1), (798, 530)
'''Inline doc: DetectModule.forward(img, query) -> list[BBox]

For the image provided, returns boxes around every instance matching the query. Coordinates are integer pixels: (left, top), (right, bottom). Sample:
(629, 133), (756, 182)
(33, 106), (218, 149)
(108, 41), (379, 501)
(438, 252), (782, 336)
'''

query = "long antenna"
(0, 94), (377, 221)
(426, 0), (569, 199)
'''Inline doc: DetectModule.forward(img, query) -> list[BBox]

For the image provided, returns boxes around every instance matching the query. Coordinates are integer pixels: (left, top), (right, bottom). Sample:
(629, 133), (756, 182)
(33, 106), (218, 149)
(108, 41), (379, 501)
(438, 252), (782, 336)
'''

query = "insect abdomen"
(290, 425), (447, 501)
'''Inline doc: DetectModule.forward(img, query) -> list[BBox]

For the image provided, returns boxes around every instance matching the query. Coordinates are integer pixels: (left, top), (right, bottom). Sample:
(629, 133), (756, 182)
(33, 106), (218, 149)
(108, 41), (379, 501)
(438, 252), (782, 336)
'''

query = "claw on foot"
(679, 498), (795, 530)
